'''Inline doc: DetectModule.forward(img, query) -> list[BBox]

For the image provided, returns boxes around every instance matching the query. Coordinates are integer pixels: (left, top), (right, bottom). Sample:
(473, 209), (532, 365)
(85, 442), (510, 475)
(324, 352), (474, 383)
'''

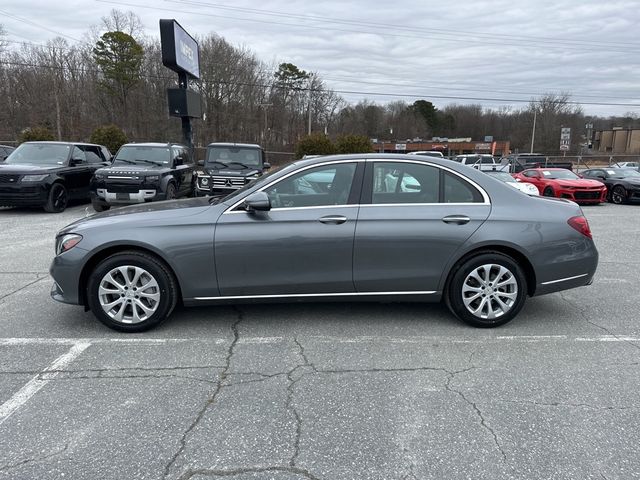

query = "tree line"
(0, 10), (638, 155)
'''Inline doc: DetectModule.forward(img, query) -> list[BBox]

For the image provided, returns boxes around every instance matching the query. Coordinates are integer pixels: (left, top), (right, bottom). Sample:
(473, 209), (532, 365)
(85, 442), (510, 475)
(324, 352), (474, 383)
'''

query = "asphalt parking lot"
(0, 201), (639, 480)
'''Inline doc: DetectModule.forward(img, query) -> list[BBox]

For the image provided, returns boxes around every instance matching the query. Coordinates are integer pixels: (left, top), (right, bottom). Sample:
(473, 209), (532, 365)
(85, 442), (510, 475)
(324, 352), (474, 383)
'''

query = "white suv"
(454, 154), (506, 172)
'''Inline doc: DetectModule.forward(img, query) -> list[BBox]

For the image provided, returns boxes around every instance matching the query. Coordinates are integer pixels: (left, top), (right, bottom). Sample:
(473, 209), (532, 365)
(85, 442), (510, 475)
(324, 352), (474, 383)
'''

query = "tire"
(611, 185), (627, 205)
(166, 182), (177, 200)
(542, 186), (555, 197)
(43, 183), (68, 213)
(86, 251), (178, 332)
(446, 252), (528, 328)
(92, 201), (110, 212)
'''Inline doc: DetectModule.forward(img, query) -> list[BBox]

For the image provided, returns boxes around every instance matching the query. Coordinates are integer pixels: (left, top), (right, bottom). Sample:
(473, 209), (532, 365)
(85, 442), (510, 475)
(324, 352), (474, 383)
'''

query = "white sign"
(560, 127), (571, 151)
(395, 143), (407, 150)
(560, 144), (570, 151)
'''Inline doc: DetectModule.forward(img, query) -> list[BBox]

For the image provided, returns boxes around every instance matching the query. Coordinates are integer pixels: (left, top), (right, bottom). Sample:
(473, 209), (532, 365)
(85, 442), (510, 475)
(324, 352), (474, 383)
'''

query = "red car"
(513, 168), (607, 204)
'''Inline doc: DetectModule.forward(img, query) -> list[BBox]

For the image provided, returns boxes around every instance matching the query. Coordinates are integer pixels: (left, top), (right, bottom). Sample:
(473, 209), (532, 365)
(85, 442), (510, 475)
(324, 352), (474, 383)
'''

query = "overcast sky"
(2, 0), (639, 116)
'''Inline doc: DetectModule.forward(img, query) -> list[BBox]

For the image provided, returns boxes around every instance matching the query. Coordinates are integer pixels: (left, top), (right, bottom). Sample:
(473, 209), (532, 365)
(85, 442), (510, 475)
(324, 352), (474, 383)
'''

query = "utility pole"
(259, 103), (272, 144)
(530, 109), (537, 154)
(307, 75), (313, 135)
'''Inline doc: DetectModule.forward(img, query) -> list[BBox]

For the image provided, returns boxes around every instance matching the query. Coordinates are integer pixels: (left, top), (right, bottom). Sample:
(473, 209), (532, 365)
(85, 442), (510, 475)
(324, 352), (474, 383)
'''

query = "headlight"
(200, 177), (210, 186)
(21, 174), (48, 182)
(94, 173), (105, 180)
(146, 175), (159, 181)
(55, 234), (82, 255)
(248, 174), (259, 180)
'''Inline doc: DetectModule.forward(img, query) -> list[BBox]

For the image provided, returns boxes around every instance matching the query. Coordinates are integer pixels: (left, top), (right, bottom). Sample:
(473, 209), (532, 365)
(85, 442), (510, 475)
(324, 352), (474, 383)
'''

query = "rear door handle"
(442, 215), (470, 225)
(318, 215), (347, 225)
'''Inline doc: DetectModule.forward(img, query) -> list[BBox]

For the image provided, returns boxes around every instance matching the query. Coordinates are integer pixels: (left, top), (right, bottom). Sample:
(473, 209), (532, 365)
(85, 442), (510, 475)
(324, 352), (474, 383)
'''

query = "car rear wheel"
(446, 252), (527, 328)
(611, 185), (627, 205)
(542, 187), (555, 197)
(87, 251), (178, 332)
(44, 183), (68, 213)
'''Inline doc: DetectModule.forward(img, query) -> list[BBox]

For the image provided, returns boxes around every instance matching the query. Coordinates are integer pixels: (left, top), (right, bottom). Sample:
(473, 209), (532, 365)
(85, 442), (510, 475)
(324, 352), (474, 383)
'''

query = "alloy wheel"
(461, 264), (518, 320)
(98, 265), (161, 324)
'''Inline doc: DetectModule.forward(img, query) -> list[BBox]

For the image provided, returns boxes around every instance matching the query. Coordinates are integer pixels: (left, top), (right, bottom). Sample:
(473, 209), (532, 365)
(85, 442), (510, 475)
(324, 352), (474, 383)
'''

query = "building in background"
(593, 128), (640, 154)
(374, 138), (510, 157)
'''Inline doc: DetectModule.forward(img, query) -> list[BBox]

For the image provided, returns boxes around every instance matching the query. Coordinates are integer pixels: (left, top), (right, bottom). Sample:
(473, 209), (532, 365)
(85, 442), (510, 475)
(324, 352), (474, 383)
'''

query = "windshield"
(541, 169), (579, 180)
(113, 146), (170, 166)
(206, 146), (262, 167)
(487, 171), (516, 182)
(5, 143), (71, 165)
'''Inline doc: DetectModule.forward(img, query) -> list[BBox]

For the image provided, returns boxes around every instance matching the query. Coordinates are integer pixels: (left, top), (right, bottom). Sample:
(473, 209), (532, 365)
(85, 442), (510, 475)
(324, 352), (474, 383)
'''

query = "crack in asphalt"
(162, 312), (243, 480)
(559, 292), (640, 352)
(175, 465), (321, 479)
(444, 367), (508, 464)
(0, 276), (48, 303)
(0, 443), (69, 472)
(496, 399), (637, 411)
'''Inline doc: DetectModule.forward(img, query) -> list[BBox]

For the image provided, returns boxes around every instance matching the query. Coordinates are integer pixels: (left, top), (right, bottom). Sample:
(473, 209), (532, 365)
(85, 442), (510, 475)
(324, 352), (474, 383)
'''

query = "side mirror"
(197, 159), (204, 167)
(70, 158), (83, 166)
(263, 162), (271, 170)
(243, 191), (271, 212)
(175, 156), (184, 166)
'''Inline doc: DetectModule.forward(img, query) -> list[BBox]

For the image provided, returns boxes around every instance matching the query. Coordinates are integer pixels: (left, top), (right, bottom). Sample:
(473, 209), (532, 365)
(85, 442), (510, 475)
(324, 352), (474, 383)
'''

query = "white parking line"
(0, 335), (639, 346)
(0, 342), (91, 426)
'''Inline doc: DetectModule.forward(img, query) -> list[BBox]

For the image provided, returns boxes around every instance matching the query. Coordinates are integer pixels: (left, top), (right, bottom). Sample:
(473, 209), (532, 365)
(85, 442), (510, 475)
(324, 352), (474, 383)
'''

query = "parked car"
(0, 141), (111, 212)
(50, 154), (598, 332)
(613, 161), (639, 170)
(581, 167), (640, 204)
(513, 168), (607, 204)
(0, 144), (15, 161)
(504, 153), (573, 173)
(484, 170), (539, 195)
(90, 143), (194, 212)
(195, 143), (269, 196)
(454, 154), (506, 172)
(407, 151), (444, 158)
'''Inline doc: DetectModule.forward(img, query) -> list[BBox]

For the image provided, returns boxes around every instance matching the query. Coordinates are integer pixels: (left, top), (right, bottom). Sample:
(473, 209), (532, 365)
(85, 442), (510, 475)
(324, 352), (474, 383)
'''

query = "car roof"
(121, 142), (186, 148)
(23, 141), (104, 147)
(207, 142), (262, 149)
(525, 167), (569, 171)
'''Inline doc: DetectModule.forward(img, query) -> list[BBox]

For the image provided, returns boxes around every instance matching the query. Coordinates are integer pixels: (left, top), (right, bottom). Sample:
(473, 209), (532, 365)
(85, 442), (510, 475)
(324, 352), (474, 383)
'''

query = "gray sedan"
(50, 154), (598, 332)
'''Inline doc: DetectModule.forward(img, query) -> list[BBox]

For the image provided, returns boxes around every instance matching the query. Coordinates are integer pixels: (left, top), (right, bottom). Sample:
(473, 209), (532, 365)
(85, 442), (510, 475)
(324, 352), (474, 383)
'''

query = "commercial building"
(593, 128), (640, 154)
(374, 138), (510, 156)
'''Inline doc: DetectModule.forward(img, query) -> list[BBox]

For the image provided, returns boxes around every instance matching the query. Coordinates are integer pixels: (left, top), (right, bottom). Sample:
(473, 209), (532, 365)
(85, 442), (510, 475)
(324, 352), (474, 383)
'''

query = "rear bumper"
(533, 244), (599, 296)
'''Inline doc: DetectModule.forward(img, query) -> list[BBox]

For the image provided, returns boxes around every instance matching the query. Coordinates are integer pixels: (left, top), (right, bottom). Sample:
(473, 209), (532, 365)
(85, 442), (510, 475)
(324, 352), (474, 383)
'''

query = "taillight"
(567, 216), (592, 239)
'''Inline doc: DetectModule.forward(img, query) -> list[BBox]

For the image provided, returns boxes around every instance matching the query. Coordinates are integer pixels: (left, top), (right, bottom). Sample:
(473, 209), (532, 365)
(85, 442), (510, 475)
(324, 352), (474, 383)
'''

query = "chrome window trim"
(540, 273), (589, 285)
(193, 290), (437, 301)
(224, 159), (365, 214)
(223, 157), (491, 214)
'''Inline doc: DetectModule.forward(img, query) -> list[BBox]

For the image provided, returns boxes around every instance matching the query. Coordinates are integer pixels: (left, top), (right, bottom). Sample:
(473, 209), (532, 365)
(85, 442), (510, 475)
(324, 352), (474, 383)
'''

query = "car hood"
(552, 178), (603, 187)
(59, 197), (215, 235)
(0, 163), (65, 174)
(202, 166), (261, 177)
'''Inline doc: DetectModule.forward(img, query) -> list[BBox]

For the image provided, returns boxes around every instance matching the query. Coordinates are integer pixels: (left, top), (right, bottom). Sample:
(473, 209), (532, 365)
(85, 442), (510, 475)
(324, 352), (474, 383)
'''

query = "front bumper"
(0, 184), (48, 207)
(556, 187), (607, 204)
(49, 246), (90, 306)
(91, 188), (167, 205)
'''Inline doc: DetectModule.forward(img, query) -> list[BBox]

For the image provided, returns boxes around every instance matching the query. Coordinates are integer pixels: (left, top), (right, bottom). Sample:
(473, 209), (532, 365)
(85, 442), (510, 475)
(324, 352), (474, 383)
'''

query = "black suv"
(195, 143), (270, 196)
(0, 141), (111, 212)
(90, 143), (195, 211)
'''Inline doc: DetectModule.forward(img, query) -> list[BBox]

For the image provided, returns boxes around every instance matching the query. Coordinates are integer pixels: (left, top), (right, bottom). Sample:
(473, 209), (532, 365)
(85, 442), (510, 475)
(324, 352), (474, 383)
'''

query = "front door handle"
(318, 215), (347, 225)
(442, 215), (470, 225)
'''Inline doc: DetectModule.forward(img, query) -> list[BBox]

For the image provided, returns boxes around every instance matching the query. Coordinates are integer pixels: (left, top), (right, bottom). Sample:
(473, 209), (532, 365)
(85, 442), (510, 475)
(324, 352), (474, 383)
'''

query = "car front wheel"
(87, 251), (178, 332)
(44, 183), (68, 213)
(542, 186), (555, 197)
(447, 252), (527, 328)
(611, 185), (627, 205)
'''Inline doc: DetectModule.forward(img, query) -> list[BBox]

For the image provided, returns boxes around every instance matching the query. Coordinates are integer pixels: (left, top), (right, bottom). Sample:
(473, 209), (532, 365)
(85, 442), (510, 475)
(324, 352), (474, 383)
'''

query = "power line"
(0, 9), (84, 43)
(169, 0), (640, 50)
(2, 59), (640, 108)
(96, 0), (638, 55)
